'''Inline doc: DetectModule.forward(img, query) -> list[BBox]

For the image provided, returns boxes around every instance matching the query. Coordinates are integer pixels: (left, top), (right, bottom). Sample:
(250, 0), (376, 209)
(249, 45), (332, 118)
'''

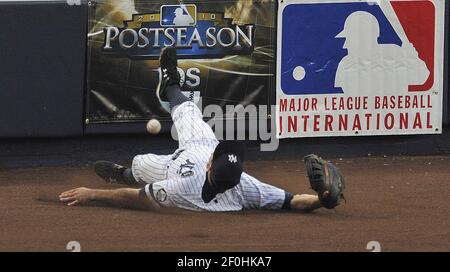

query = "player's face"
(206, 154), (227, 194)
(207, 154), (213, 171)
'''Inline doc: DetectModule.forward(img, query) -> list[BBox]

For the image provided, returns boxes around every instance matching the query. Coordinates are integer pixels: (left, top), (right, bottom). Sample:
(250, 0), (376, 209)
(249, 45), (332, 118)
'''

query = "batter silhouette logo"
(279, 0), (436, 96)
(160, 4), (197, 27)
(276, 0), (444, 138)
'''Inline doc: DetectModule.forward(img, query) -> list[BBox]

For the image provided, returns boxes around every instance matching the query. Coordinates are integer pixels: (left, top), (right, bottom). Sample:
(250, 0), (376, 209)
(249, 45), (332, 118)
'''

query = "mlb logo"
(160, 4), (197, 27)
(278, 0), (437, 96)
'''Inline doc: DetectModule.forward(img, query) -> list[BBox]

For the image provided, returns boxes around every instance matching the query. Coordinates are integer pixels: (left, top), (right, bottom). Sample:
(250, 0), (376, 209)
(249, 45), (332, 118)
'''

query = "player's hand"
(59, 187), (94, 206)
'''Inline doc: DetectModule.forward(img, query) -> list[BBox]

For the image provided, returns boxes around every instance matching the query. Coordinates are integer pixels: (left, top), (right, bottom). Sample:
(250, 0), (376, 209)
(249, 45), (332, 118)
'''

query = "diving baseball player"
(59, 47), (345, 212)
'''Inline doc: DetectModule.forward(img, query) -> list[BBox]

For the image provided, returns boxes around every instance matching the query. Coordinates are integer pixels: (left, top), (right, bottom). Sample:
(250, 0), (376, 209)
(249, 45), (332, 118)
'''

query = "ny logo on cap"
(228, 154), (237, 164)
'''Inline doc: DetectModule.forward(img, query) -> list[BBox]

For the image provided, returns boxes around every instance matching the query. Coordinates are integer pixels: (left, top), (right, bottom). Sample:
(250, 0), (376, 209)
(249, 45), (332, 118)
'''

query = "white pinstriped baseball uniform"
(132, 102), (289, 212)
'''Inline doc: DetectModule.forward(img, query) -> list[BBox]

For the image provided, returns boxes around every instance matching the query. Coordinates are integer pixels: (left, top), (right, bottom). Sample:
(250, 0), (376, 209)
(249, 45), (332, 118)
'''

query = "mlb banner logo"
(276, 0), (444, 138)
(160, 4), (197, 27)
(102, 3), (254, 59)
(280, 0), (436, 96)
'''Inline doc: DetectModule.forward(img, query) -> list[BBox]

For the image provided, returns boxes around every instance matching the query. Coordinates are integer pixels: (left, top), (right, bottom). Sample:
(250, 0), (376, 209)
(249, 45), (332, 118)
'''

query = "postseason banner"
(276, 0), (445, 138)
(86, 0), (275, 123)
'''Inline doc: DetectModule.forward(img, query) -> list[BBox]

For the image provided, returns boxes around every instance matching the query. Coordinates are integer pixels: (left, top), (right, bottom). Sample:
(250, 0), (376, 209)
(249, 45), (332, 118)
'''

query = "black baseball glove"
(304, 154), (346, 209)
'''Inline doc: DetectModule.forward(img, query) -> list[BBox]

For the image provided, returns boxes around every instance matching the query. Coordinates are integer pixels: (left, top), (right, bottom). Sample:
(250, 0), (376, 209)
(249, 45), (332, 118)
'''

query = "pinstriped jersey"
(139, 102), (286, 212)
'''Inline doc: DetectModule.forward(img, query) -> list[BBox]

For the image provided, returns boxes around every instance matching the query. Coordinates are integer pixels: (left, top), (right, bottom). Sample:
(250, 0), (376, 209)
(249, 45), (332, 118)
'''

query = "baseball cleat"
(156, 46), (181, 112)
(94, 161), (128, 184)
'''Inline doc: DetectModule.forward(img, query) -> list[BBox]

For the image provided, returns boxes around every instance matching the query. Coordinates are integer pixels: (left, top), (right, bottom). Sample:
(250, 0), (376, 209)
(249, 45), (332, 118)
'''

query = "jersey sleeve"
(140, 178), (206, 211)
(238, 173), (292, 210)
(140, 180), (177, 208)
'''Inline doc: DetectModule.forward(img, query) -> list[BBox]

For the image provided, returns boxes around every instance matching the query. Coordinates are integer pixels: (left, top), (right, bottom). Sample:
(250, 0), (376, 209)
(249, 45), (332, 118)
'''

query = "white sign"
(276, 0), (444, 138)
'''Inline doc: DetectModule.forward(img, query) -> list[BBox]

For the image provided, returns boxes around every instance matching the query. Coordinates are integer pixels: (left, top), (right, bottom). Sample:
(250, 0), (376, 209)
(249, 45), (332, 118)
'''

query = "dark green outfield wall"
(0, 0), (448, 138)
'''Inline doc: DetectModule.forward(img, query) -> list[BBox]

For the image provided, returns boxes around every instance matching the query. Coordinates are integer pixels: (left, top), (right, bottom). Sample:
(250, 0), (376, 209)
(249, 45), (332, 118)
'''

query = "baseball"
(146, 119), (161, 135)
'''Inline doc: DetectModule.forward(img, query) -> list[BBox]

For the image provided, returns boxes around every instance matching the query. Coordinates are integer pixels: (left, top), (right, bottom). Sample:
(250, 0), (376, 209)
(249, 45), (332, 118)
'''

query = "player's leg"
(94, 154), (172, 186)
(131, 153), (173, 185)
(171, 97), (217, 148)
(156, 46), (190, 113)
(157, 47), (217, 148)
(94, 161), (138, 186)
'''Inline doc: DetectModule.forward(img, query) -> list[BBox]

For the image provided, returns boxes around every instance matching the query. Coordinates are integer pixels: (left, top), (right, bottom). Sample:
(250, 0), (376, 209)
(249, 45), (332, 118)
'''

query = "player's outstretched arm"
(59, 187), (162, 211)
(290, 194), (323, 212)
